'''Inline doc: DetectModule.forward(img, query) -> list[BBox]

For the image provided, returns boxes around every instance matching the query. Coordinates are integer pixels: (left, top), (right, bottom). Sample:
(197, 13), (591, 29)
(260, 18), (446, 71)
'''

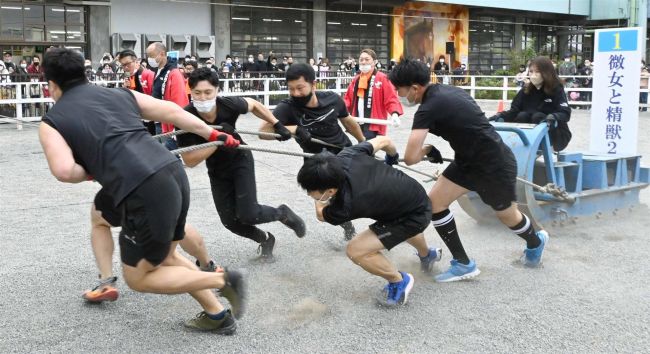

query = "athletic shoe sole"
(400, 273), (415, 305)
(82, 288), (119, 303)
(435, 268), (481, 283)
(184, 319), (237, 335)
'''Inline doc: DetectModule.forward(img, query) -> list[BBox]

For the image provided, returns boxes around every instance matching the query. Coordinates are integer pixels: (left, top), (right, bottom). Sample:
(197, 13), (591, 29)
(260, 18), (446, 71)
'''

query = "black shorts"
(94, 189), (120, 227)
(118, 161), (190, 267)
(369, 201), (432, 250)
(442, 149), (517, 211)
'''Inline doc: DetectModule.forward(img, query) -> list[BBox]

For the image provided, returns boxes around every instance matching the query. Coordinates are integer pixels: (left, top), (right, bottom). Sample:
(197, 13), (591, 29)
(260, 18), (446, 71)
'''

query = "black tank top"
(42, 84), (177, 205)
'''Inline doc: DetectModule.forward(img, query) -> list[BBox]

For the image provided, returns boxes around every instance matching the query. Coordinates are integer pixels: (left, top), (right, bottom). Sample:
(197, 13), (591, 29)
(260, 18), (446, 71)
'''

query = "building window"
(0, 1), (86, 44)
(325, 5), (389, 66)
(468, 16), (515, 73)
(230, 1), (310, 63)
(522, 23), (557, 57)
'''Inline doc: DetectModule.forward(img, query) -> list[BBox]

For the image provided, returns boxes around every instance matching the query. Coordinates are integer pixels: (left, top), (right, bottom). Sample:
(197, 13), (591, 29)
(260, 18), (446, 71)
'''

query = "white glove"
(389, 113), (401, 127)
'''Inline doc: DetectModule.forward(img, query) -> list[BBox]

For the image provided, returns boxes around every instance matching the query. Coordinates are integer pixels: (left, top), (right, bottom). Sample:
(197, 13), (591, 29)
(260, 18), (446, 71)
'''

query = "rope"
(412, 155), (575, 202)
(170, 140), (312, 158)
(155, 125), (342, 151)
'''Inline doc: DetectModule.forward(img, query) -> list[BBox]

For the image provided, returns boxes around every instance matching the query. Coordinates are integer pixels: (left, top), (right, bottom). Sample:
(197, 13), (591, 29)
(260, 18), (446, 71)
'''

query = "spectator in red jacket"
(344, 49), (403, 139)
(146, 42), (189, 150)
(27, 56), (43, 77)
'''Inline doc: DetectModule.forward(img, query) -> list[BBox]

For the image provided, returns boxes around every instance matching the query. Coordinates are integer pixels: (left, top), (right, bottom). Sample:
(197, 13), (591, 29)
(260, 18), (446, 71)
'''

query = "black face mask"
(291, 90), (313, 107)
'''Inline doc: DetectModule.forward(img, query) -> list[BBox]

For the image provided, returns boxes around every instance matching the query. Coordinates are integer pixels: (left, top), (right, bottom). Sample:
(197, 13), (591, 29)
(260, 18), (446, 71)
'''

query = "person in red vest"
(344, 49), (403, 140)
(146, 42), (188, 150)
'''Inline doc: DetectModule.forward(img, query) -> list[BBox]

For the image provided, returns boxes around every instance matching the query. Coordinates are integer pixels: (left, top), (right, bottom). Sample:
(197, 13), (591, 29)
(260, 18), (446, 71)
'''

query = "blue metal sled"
(457, 122), (650, 227)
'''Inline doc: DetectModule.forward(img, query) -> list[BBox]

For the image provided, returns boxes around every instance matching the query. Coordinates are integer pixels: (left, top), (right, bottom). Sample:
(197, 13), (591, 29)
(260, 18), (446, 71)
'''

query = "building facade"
(0, 0), (647, 72)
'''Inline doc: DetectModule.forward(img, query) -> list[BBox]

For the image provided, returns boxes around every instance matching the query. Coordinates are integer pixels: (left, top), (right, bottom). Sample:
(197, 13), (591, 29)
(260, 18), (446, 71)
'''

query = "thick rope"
(412, 155), (574, 202)
(170, 140), (312, 158)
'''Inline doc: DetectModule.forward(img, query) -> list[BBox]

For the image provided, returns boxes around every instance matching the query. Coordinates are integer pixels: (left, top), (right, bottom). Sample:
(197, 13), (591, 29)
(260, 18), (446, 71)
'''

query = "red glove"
(208, 129), (240, 148)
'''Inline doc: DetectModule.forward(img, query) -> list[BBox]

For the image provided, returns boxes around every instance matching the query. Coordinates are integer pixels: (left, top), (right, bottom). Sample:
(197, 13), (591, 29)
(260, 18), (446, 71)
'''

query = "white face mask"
(193, 98), (216, 113)
(20, 63), (27, 69)
(226, 59), (232, 64)
(147, 57), (159, 68)
(248, 57), (254, 63)
(529, 73), (543, 87)
(439, 59), (445, 64)
(399, 88), (417, 107)
(359, 64), (372, 73)
(316, 191), (333, 204)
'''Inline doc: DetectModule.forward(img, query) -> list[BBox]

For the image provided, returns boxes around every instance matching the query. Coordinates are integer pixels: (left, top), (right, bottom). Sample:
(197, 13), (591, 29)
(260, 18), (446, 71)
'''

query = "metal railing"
(1, 73), (648, 130)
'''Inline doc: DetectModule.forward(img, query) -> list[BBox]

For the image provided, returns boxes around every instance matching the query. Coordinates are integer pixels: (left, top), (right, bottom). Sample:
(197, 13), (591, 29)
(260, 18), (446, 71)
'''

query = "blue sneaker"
(434, 259), (480, 282)
(521, 230), (549, 267)
(378, 271), (414, 307)
(418, 247), (442, 273)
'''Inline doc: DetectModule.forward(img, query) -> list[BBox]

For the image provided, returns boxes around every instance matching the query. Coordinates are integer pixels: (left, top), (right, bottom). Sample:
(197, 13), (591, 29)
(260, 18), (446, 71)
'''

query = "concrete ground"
(0, 105), (648, 353)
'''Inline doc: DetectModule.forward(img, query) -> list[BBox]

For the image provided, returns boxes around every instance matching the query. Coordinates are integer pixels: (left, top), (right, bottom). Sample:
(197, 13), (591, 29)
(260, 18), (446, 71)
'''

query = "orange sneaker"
(82, 276), (119, 303)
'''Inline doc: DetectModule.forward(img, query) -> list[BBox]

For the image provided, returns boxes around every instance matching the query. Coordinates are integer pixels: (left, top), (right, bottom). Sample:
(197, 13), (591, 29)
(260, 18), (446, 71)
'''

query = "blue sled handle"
(492, 126), (530, 146)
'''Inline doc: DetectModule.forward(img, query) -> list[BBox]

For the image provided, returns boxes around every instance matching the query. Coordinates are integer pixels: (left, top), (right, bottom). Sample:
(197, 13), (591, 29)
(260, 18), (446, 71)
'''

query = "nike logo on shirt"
(300, 108), (335, 126)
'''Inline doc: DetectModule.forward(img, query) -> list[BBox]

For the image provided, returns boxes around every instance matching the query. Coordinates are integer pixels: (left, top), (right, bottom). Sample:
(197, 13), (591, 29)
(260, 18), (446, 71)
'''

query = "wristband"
(208, 130), (219, 142)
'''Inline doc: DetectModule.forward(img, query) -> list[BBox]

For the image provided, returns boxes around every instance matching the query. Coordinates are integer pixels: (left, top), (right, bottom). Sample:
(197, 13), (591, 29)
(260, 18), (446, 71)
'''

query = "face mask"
(439, 59), (445, 64)
(399, 88), (417, 107)
(147, 57), (158, 68)
(340, 65), (346, 70)
(226, 59), (232, 64)
(316, 191), (333, 204)
(564, 58), (570, 62)
(33, 62), (40, 66)
(248, 57), (254, 63)
(359, 64), (372, 73)
(21, 63), (27, 69)
(529, 73), (543, 87)
(271, 61), (277, 66)
(193, 98), (216, 113)
(291, 90), (313, 107)
(206, 64), (213, 68)
(234, 59), (239, 63)
(376, 63), (382, 68)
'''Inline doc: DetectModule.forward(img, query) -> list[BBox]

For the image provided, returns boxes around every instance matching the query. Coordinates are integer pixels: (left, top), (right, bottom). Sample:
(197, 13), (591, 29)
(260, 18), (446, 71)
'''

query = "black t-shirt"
(176, 96), (249, 170)
(322, 142), (430, 225)
(412, 84), (508, 171)
(42, 84), (177, 205)
(273, 91), (352, 153)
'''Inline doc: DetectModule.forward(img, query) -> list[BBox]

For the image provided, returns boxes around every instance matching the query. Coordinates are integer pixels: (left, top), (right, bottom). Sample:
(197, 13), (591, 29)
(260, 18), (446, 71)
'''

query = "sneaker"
(279, 205), (306, 238)
(342, 221), (356, 241)
(82, 276), (119, 303)
(418, 247), (443, 273)
(195, 260), (225, 273)
(220, 269), (246, 319)
(434, 259), (481, 283)
(257, 232), (276, 259)
(521, 230), (549, 267)
(184, 309), (237, 334)
(377, 271), (414, 307)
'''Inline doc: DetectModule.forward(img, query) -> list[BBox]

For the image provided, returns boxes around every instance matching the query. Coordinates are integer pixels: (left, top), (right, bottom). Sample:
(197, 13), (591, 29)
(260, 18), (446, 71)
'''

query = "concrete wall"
(110, 0), (212, 35)
(419, 0), (590, 16)
(589, 0), (629, 20)
(312, 0), (326, 60)
(213, 0), (231, 60)
(89, 5), (111, 64)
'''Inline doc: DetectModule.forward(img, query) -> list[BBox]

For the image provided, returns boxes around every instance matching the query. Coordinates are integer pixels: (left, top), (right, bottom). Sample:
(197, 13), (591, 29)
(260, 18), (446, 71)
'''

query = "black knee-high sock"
(432, 209), (470, 265)
(510, 214), (540, 249)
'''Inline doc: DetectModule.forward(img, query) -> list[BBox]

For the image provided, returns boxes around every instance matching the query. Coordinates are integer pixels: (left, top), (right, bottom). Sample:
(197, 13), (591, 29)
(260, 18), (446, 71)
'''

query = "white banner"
(590, 27), (642, 155)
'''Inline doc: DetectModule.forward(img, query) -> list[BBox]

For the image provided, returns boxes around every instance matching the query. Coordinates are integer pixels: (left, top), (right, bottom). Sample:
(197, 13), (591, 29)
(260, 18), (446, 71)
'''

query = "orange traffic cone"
(496, 100), (505, 113)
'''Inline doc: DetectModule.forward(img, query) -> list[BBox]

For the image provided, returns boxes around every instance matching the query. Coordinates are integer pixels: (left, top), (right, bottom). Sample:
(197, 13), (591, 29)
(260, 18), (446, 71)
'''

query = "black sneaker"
(278, 205), (306, 238)
(184, 309), (237, 334)
(195, 260), (224, 273)
(257, 232), (276, 259)
(220, 269), (247, 319)
(342, 221), (356, 241)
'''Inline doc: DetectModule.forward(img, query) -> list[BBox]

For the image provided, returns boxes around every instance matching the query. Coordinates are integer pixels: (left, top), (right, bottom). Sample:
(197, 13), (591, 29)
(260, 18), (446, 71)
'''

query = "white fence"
(1, 75), (648, 130)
